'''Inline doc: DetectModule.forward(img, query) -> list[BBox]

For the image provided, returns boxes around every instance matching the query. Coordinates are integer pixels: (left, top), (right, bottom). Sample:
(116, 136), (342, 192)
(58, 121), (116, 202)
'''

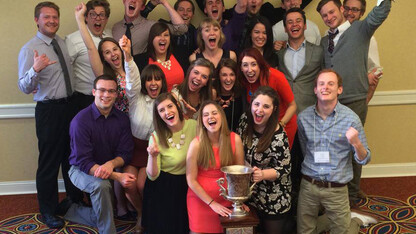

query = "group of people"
(17, 0), (393, 233)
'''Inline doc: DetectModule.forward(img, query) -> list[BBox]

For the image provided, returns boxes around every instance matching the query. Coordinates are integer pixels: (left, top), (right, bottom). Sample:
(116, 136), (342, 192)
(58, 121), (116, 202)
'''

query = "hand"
(273, 40), (287, 51)
(181, 99), (197, 118)
(33, 50), (56, 73)
(75, 3), (87, 22)
(151, 0), (167, 6)
(147, 134), (160, 157)
(252, 166), (263, 183)
(118, 172), (137, 188)
(368, 68), (382, 86)
(242, 204), (250, 212)
(209, 201), (232, 217)
(32, 88), (39, 94)
(94, 161), (115, 179)
(119, 35), (131, 57)
(346, 127), (360, 146)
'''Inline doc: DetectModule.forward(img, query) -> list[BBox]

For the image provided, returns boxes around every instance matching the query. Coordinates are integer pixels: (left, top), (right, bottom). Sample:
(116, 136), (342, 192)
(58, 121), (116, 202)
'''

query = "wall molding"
(0, 163), (415, 195)
(1, 90), (415, 119)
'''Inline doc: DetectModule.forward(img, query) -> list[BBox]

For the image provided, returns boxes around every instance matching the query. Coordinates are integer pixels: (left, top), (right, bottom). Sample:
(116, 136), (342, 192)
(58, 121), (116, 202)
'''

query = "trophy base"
(223, 195), (250, 218)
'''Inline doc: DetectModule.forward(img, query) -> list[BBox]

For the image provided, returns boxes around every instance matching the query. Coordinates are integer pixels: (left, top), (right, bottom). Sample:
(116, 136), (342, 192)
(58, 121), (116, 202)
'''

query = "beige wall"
(0, 0), (414, 182)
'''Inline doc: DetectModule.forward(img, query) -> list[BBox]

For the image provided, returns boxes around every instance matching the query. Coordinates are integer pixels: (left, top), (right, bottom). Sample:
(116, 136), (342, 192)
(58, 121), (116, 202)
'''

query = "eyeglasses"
(96, 88), (117, 94)
(89, 12), (107, 19)
(344, 6), (361, 13)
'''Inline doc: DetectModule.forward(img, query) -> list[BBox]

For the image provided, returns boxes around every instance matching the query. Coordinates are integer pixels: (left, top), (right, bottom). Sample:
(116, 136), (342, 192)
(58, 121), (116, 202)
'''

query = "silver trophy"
(216, 165), (256, 217)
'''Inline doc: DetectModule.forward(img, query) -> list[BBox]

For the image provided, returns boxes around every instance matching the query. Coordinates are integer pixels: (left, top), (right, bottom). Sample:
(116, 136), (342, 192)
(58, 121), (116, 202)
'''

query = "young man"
(317, 0), (392, 204)
(297, 69), (376, 233)
(63, 75), (134, 233)
(66, 0), (112, 112)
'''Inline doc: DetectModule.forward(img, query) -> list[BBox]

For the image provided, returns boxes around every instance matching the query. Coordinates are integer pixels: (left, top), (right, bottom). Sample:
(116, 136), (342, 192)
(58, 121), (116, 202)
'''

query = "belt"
(302, 175), (346, 188)
(39, 96), (72, 104)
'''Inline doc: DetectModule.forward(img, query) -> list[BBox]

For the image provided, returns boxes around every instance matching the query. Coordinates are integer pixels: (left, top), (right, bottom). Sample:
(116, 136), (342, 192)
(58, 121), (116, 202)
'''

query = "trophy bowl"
(216, 165), (256, 217)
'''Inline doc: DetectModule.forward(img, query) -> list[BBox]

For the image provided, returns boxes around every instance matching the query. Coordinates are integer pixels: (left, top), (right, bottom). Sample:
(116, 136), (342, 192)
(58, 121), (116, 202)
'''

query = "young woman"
(171, 58), (216, 120)
(243, 16), (278, 68)
(237, 86), (292, 234)
(143, 93), (197, 234)
(119, 35), (168, 231)
(189, 18), (237, 69)
(238, 48), (297, 147)
(212, 58), (246, 132)
(186, 101), (244, 234)
(133, 22), (184, 92)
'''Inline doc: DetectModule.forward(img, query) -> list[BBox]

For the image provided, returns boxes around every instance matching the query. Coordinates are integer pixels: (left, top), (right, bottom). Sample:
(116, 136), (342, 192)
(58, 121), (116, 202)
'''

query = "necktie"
(51, 39), (72, 97)
(328, 29), (339, 54)
(125, 23), (133, 55)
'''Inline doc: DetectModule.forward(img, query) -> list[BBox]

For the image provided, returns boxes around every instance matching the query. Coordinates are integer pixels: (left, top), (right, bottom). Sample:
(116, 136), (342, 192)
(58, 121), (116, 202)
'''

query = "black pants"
(35, 101), (83, 215)
(71, 91), (94, 114)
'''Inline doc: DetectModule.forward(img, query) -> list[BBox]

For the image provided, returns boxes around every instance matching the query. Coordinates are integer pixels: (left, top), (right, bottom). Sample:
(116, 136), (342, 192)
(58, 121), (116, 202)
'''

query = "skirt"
(129, 137), (148, 167)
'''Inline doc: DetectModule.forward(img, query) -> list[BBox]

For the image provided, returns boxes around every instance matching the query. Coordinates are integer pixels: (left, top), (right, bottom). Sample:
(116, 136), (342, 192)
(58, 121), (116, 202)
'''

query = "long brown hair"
(152, 93), (185, 148)
(98, 37), (126, 78)
(242, 86), (280, 153)
(238, 48), (270, 87)
(213, 58), (243, 98)
(196, 101), (234, 168)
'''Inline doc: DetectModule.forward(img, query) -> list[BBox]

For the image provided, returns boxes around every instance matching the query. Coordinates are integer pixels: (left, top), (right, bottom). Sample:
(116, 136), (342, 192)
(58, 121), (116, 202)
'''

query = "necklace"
(168, 132), (186, 150)
(157, 59), (172, 70)
(218, 94), (234, 108)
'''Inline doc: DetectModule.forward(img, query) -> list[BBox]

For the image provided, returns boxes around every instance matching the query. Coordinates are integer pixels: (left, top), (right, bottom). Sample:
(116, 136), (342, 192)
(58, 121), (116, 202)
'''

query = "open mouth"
(148, 86), (159, 97)
(208, 37), (217, 47)
(254, 113), (264, 123)
(166, 113), (175, 121)
(158, 42), (166, 50)
(208, 119), (217, 126)
(245, 73), (257, 83)
(129, 4), (136, 11)
(94, 23), (102, 31)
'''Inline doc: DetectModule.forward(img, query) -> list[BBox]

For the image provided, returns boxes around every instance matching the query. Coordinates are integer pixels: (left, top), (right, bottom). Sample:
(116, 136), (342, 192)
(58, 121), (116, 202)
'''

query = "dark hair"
(238, 48), (270, 86)
(213, 58), (243, 98)
(177, 58), (214, 104)
(98, 37), (125, 78)
(315, 68), (343, 87)
(34, 1), (59, 18)
(93, 74), (118, 89)
(203, 0), (225, 9)
(147, 22), (173, 61)
(317, 0), (342, 13)
(140, 64), (168, 96)
(152, 92), (185, 148)
(283, 8), (307, 27)
(174, 0), (195, 13)
(85, 0), (111, 18)
(197, 18), (226, 52)
(242, 86), (280, 153)
(343, 0), (366, 13)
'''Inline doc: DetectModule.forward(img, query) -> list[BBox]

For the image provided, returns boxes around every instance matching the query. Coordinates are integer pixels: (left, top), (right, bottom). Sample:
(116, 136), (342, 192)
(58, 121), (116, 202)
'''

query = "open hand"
(33, 50), (56, 73)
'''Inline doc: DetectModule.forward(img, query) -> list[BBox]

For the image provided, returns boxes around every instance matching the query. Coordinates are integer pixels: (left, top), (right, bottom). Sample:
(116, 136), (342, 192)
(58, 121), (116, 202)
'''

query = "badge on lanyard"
(314, 151), (330, 163)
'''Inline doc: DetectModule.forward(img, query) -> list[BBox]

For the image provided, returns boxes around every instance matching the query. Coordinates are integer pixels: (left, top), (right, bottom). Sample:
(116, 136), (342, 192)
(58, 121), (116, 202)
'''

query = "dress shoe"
(40, 213), (65, 229)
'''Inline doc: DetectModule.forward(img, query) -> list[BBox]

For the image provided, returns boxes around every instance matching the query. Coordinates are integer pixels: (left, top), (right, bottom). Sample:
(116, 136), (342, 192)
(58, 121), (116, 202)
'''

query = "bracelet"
(208, 199), (214, 206)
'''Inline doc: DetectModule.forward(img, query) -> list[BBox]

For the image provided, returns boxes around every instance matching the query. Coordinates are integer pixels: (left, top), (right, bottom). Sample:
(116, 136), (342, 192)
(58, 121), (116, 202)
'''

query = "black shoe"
(40, 213), (65, 229)
(56, 198), (73, 216)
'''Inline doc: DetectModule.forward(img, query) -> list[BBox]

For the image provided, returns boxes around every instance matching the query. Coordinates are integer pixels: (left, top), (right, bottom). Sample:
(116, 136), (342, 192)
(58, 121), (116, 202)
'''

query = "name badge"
(314, 151), (330, 163)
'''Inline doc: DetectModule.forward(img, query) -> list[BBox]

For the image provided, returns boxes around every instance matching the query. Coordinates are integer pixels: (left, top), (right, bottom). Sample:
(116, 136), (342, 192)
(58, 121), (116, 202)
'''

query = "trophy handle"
(216, 177), (227, 196)
(249, 182), (257, 196)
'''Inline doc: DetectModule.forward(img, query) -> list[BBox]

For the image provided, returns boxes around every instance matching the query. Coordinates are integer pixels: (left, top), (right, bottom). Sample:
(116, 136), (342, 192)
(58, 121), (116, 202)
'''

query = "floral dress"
(237, 113), (292, 218)
(115, 74), (129, 113)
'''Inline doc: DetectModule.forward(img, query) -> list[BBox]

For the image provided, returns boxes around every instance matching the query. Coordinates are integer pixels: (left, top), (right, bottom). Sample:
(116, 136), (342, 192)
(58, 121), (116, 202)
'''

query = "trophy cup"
(216, 165), (256, 217)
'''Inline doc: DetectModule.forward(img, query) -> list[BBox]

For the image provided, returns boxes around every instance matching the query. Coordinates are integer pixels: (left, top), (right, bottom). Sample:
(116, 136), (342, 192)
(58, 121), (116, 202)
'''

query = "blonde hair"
(197, 18), (226, 52)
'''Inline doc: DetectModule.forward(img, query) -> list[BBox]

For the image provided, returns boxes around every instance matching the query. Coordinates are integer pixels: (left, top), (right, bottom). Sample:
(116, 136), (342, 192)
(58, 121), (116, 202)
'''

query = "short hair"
(316, 0), (342, 13)
(85, 0), (111, 18)
(315, 68), (343, 87)
(174, 0), (195, 13)
(343, 0), (366, 13)
(283, 8), (307, 27)
(197, 18), (226, 52)
(147, 22), (173, 61)
(238, 47), (270, 86)
(93, 74), (117, 89)
(213, 58), (243, 98)
(140, 64), (168, 96)
(203, 0), (225, 9)
(98, 37), (125, 78)
(34, 1), (59, 18)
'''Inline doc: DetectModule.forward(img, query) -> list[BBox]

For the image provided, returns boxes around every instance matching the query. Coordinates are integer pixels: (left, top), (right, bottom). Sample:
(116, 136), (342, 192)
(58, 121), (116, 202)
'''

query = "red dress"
(187, 132), (236, 233)
(149, 55), (184, 92)
(243, 68), (297, 147)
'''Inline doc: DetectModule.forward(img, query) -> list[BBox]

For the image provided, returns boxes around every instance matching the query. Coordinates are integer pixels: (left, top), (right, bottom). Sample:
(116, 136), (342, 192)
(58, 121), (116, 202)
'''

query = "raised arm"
(75, 3), (104, 77)
(146, 133), (162, 180)
(120, 35), (141, 100)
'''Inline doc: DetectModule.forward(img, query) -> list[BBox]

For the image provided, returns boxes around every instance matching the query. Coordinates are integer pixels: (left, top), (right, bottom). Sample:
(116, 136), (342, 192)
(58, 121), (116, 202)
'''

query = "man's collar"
(313, 101), (339, 118)
(91, 103), (115, 120)
(124, 15), (144, 26)
(36, 31), (55, 45)
(287, 39), (306, 51)
(327, 20), (351, 36)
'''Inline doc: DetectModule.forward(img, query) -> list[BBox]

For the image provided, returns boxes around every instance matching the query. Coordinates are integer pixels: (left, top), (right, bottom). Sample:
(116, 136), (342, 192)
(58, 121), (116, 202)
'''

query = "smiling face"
(314, 71), (343, 103)
(101, 41), (123, 70)
(319, 1), (345, 30)
(123, 0), (145, 22)
(93, 79), (118, 115)
(219, 66), (236, 94)
(241, 56), (260, 84)
(282, 0), (302, 10)
(177, 1), (194, 25)
(153, 29), (170, 57)
(251, 23), (267, 50)
(146, 76), (163, 99)
(157, 99), (181, 129)
(35, 7), (59, 38)
(202, 103), (222, 133)
(188, 65), (210, 92)
(204, 0), (225, 22)
(284, 11), (306, 40)
(247, 0), (263, 16)
(201, 23), (221, 50)
(85, 6), (108, 37)
(251, 94), (274, 130)
(343, 0), (364, 23)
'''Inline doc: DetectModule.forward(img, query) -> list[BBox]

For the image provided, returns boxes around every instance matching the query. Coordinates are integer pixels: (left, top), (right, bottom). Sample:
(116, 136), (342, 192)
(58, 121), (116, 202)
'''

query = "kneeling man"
(64, 74), (135, 233)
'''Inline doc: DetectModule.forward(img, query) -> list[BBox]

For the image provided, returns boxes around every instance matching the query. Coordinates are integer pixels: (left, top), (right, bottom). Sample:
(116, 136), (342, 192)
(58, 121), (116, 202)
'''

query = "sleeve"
(222, 9), (247, 51)
(168, 23), (188, 36)
(300, 0), (313, 9)
(69, 118), (97, 174)
(297, 115), (307, 157)
(18, 47), (38, 94)
(270, 131), (291, 182)
(364, 0), (392, 37)
(115, 116), (134, 165)
(125, 59), (142, 101)
(147, 132), (162, 181)
(65, 35), (77, 64)
(351, 118), (371, 165)
(270, 68), (295, 104)
(367, 37), (381, 71)
(140, 1), (156, 18)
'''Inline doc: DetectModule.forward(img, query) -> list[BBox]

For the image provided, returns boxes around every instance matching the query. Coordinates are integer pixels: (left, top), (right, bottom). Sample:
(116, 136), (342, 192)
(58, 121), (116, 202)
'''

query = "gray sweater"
(321, 0), (391, 103)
